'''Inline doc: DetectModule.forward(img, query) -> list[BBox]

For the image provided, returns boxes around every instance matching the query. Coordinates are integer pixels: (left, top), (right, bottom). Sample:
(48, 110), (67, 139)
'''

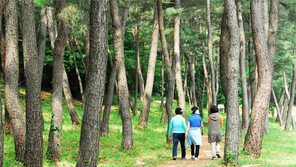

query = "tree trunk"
(185, 53), (197, 107)
(76, 0), (108, 165)
(47, 0), (67, 162)
(110, 0), (133, 149)
(38, 7), (47, 75)
(73, 34), (87, 71)
(173, 0), (186, 118)
(285, 64), (296, 130)
(46, 6), (57, 49)
(248, 39), (257, 108)
(4, 0), (26, 162)
(199, 17), (212, 112)
(282, 83), (291, 123)
(220, 2), (241, 163)
(236, 0), (248, 130)
(272, 88), (283, 125)
(69, 36), (84, 101)
(264, 103), (270, 134)
(276, 88), (285, 123)
(158, 0), (175, 143)
(21, 0), (44, 166)
(132, 9), (144, 107)
(283, 71), (290, 101)
(160, 53), (166, 124)
(207, 0), (216, 106)
(121, 0), (131, 38)
(244, 0), (278, 157)
(138, 0), (159, 128)
(62, 65), (80, 125)
(82, 0), (90, 70)
(214, 48), (219, 98)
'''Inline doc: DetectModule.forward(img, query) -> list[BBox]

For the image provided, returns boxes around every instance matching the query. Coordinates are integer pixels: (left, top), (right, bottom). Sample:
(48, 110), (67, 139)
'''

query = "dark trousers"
(191, 144), (200, 157)
(172, 133), (185, 158)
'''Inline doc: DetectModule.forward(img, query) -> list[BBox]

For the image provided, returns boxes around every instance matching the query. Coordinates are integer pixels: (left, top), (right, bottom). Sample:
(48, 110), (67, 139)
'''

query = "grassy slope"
(2, 89), (296, 166)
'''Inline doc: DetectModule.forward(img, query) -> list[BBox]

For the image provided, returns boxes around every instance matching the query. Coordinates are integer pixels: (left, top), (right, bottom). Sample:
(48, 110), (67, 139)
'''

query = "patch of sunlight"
(42, 111), (51, 122)
(55, 161), (75, 167)
(110, 125), (121, 131)
(154, 128), (166, 133)
(62, 124), (81, 132)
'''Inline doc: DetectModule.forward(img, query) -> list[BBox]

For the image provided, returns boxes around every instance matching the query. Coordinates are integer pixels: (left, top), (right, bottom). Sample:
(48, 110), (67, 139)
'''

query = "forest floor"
(2, 88), (296, 166)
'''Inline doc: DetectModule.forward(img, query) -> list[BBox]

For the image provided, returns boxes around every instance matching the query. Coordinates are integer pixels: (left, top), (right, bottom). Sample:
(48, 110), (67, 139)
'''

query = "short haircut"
(210, 105), (219, 113)
(191, 106), (198, 114)
(175, 108), (183, 115)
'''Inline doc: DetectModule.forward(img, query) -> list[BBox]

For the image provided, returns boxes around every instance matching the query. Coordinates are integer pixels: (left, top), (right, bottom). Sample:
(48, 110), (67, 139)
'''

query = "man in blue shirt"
(168, 108), (187, 160)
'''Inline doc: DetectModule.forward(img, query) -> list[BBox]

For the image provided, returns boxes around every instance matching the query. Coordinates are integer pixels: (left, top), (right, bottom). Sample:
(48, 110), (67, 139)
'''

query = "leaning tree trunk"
(62, 65), (80, 125)
(4, 0), (26, 162)
(173, 0), (187, 118)
(272, 88), (283, 126)
(158, 0), (175, 143)
(110, 0), (133, 149)
(101, 54), (117, 136)
(73, 34), (87, 71)
(21, 0), (44, 166)
(76, 0), (108, 166)
(69, 36), (84, 101)
(185, 53), (197, 107)
(38, 7), (47, 74)
(207, 0), (216, 106)
(276, 88), (284, 124)
(282, 83), (291, 124)
(220, 2), (241, 164)
(248, 39), (257, 108)
(236, 0), (248, 130)
(244, 0), (278, 157)
(285, 64), (296, 131)
(47, 0), (68, 162)
(46, 6), (57, 49)
(138, 0), (159, 128)
(160, 53), (166, 124)
(82, 0), (90, 70)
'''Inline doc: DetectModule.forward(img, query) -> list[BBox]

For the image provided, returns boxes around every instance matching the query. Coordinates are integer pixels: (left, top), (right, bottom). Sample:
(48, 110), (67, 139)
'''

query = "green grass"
(2, 89), (296, 166)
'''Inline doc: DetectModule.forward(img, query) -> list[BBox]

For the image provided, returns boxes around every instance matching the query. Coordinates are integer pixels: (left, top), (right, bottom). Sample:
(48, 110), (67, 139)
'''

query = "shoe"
(216, 152), (221, 158)
(212, 156), (216, 160)
(173, 156), (176, 160)
(191, 156), (195, 160)
(194, 158), (199, 161)
(182, 157), (186, 161)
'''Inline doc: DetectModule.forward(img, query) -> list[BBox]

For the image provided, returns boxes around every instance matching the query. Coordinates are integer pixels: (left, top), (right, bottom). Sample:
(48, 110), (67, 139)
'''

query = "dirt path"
(158, 135), (224, 167)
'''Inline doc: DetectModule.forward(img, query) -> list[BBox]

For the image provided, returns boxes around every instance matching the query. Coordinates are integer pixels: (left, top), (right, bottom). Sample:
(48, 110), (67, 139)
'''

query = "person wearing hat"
(185, 107), (204, 161)
(168, 108), (187, 160)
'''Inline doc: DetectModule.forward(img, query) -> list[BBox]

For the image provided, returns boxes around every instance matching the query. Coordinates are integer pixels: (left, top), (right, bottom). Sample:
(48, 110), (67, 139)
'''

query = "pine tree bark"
(160, 53), (166, 124)
(76, 0), (108, 165)
(38, 7), (47, 75)
(282, 82), (291, 123)
(46, 6), (57, 49)
(21, 0), (44, 166)
(4, 0), (26, 162)
(173, 0), (186, 118)
(248, 39), (257, 108)
(158, 0), (175, 142)
(185, 53), (197, 107)
(220, 1), (241, 163)
(110, 0), (133, 149)
(138, 0), (159, 127)
(236, 0), (248, 130)
(207, 0), (216, 106)
(285, 64), (296, 130)
(244, 0), (278, 157)
(47, 0), (67, 162)
(62, 65), (80, 125)
(101, 54), (116, 136)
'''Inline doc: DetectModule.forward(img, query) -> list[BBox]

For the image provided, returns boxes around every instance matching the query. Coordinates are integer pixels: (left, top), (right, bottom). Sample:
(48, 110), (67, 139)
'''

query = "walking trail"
(158, 135), (224, 167)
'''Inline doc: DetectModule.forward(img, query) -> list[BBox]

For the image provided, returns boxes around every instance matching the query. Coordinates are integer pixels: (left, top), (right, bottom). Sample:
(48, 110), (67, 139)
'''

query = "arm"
(168, 118), (174, 137)
(185, 121), (190, 138)
(219, 116), (223, 127)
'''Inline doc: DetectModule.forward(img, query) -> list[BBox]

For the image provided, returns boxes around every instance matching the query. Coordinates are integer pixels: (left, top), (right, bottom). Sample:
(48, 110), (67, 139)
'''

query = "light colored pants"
(210, 142), (221, 157)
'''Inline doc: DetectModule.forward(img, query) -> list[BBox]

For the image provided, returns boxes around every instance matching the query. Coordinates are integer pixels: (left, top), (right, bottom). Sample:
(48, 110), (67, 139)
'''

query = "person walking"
(208, 105), (223, 160)
(168, 108), (187, 160)
(185, 107), (204, 161)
